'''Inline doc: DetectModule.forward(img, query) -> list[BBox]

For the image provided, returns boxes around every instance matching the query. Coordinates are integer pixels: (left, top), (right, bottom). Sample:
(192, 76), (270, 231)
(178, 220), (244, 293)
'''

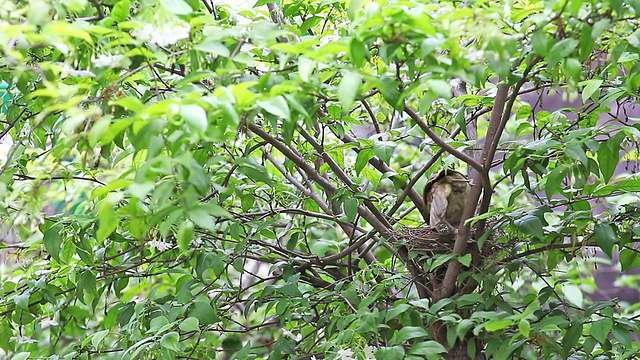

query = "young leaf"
(257, 96), (291, 120)
(593, 222), (616, 258)
(597, 132), (624, 182)
(514, 215), (543, 239)
(581, 79), (603, 103)
(181, 104), (208, 132)
(43, 224), (63, 263)
(337, 70), (361, 111)
(590, 318), (613, 344)
(177, 220), (194, 253)
(160, 0), (192, 14)
(373, 141), (395, 164)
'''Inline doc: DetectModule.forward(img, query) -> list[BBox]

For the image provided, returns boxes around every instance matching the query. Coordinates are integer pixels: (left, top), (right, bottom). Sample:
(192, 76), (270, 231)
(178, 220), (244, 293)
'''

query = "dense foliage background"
(2, 0), (640, 359)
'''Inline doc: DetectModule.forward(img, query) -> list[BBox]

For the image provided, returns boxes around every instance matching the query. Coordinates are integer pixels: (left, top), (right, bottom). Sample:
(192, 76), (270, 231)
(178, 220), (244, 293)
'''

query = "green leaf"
(379, 75), (402, 110)
(241, 193), (255, 212)
(581, 79), (603, 103)
(619, 248), (640, 271)
(594, 179), (640, 196)
(189, 208), (216, 231)
(518, 319), (530, 338)
(128, 182), (155, 199)
(159, 0), (192, 14)
(355, 148), (374, 175)
(612, 324), (632, 347)
(598, 132), (624, 182)
(91, 329), (110, 349)
(343, 198), (359, 222)
(301, 16), (322, 35)
(11, 353), (30, 360)
(298, 56), (314, 82)
(189, 301), (218, 325)
(426, 79), (452, 99)
(531, 30), (551, 56)
(390, 326), (429, 345)
(590, 318), (613, 344)
(194, 40), (231, 57)
(14, 291), (31, 311)
(548, 38), (578, 68)
(594, 222), (616, 258)
(111, 0), (131, 21)
(179, 317), (200, 332)
(514, 215), (543, 239)
(181, 104), (208, 132)
(349, 37), (367, 68)
(97, 200), (121, 242)
(458, 253), (472, 267)
(564, 58), (582, 82)
(257, 96), (290, 120)
(347, 0), (364, 20)
(77, 269), (97, 303)
(408, 341), (447, 356)
(545, 165), (568, 198)
(43, 224), (63, 263)
(385, 304), (411, 322)
(337, 70), (361, 110)
(375, 346), (405, 360)
(177, 220), (194, 253)
(373, 141), (395, 164)
(149, 316), (170, 334)
(278, 283), (303, 297)
(238, 163), (272, 184)
(566, 145), (587, 166)
(484, 318), (513, 332)
(161, 331), (180, 352)
(45, 22), (93, 43)
(562, 323), (583, 355)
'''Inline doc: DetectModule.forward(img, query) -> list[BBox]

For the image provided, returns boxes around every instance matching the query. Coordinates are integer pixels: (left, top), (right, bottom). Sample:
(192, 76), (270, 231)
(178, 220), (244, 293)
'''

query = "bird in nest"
(423, 169), (471, 234)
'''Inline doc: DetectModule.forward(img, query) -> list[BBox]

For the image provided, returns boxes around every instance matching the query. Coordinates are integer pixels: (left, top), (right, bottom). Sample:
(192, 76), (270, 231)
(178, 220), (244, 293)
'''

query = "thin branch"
(0, 105), (28, 140)
(404, 105), (483, 174)
(360, 99), (381, 134)
(14, 173), (106, 186)
(247, 123), (395, 241)
(298, 127), (393, 229)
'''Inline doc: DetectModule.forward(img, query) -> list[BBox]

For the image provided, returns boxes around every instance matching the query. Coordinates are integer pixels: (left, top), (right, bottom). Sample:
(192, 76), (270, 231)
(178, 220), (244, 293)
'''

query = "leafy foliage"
(2, 0), (640, 359)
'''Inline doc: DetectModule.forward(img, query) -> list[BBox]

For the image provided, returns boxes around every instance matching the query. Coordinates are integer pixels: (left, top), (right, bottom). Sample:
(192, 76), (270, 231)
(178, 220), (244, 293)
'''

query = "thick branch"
(434, 84), (511, 300)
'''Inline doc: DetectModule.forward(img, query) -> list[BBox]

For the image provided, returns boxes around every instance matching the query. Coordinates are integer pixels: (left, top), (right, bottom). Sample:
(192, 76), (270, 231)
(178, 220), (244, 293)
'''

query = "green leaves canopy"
(1, 0), (640, 359)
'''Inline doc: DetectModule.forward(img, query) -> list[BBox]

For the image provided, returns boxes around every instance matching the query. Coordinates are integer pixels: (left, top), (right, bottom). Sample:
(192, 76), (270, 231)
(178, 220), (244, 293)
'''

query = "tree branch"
(248, 123), (395, 241)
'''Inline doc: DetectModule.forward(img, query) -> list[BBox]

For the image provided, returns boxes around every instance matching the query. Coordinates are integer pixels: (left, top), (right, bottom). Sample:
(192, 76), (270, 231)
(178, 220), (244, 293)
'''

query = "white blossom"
(131, 22), (191, 47)
(58, 63), (95, 78)
(41, 318), (59, 327)
(92, 54), (125, 68)
(148, 240), (174, 251)
(363, 345), (376, 360)
(465, 50), (484, 62)
(281, 328), (302, 342)
(336, 348), (356, 360)
(10, 335), (38, 343)
(131, 23), (154, 42)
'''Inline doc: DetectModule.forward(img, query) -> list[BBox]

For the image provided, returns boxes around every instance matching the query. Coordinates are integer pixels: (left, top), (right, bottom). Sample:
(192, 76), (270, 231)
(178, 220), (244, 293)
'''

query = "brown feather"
(424, 169), (470, 227)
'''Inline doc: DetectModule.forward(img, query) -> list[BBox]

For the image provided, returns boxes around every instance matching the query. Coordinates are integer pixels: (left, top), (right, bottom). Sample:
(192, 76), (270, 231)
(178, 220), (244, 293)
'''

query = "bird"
(423, 169), (470, 231)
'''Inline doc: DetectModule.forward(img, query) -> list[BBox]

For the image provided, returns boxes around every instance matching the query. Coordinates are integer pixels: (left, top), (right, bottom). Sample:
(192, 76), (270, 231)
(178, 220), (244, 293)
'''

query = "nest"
(390, 222), (507, 297)
(394, 224), (502, 254)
